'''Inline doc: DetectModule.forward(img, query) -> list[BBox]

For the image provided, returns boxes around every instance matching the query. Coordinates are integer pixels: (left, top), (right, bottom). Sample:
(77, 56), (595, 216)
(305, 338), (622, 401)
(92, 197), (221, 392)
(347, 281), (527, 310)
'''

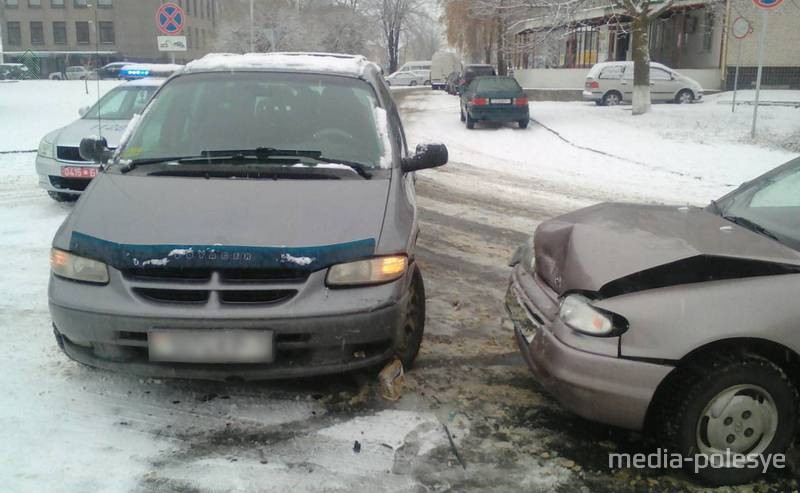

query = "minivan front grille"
(125, 268), (305, 306)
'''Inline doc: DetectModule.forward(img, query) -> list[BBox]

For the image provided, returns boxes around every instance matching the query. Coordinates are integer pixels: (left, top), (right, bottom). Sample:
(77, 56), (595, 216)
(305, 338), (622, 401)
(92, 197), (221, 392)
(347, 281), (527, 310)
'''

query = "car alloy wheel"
(603, 92), (621, 106)
(677, 89), (694, 104)
(695, 384), (778, 459)
(656, 355), (798, 486)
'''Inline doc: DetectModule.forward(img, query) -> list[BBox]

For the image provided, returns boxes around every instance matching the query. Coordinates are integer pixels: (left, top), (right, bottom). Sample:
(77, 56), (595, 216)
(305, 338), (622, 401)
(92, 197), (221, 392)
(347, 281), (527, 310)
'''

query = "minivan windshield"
(84, 85), (158, 120)
(716, 159), (800, 251)
(119, 72), (388, 169)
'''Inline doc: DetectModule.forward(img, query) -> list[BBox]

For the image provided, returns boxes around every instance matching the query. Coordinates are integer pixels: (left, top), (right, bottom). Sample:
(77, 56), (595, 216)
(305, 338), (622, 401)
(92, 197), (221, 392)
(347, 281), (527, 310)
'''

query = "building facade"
(509, 0), (800, 90)
(0, 0), (221, 77)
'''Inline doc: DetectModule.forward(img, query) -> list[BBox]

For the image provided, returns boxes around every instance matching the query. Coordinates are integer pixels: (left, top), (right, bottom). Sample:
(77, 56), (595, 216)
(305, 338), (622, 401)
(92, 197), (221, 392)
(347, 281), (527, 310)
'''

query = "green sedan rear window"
(476, 78), (521, 93)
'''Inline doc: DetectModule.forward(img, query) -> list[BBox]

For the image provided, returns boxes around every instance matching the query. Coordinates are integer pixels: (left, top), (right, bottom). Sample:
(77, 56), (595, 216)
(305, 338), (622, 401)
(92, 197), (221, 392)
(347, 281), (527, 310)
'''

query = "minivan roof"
(185, 52), (379, 78)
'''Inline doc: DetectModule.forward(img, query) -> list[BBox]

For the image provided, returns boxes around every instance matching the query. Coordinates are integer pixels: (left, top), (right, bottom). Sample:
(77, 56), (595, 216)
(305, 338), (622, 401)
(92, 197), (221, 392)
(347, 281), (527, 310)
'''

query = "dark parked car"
(98, 62), (130, 80)
(444, 71), (460, 95)
(49, 53), (448, 381)
(459, 76), (529, 129)
(457, 64), (496, 94)
(506, 157), (800, 485)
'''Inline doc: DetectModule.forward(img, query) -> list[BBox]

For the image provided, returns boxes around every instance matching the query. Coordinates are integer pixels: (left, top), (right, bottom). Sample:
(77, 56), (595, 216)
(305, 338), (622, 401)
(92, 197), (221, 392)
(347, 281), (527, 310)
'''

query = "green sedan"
(459, 76), (530, 129)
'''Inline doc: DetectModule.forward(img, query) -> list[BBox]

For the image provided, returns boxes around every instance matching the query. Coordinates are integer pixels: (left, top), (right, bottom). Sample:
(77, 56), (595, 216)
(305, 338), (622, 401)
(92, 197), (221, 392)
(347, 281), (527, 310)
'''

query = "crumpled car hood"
(57, 174), (390, 271)
(534, 203), (800, 296)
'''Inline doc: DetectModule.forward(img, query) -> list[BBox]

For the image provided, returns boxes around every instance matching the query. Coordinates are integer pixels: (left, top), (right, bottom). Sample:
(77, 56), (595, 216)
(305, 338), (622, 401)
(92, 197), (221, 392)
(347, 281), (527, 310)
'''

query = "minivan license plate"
(491, 98), (511, 104)
(149, 330), (274, 363)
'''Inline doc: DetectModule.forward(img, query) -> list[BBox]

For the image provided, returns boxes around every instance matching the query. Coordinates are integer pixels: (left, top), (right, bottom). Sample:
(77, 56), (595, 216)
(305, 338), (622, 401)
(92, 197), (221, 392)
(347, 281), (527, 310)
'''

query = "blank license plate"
(491, 98), (512, 104)
(61, 166), (98, 178)
(149, 330), (274, 363)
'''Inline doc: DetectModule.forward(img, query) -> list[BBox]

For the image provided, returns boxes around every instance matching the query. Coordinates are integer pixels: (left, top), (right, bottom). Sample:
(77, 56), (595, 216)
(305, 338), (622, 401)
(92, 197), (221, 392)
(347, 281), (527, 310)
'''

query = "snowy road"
(1, 82), (798, 492)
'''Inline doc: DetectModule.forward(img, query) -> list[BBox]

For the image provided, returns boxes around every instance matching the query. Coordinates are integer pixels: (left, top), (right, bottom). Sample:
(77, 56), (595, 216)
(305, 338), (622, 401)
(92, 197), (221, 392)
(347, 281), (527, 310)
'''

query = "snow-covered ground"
(1, 81), (799, 492)
(403, 90), (799, 205)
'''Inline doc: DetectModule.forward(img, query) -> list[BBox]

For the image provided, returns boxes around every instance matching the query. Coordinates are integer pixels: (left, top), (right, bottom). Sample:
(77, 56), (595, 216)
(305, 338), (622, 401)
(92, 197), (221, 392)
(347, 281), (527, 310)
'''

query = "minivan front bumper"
(505, 265), (672, 430)
(50, 267), (411, 380)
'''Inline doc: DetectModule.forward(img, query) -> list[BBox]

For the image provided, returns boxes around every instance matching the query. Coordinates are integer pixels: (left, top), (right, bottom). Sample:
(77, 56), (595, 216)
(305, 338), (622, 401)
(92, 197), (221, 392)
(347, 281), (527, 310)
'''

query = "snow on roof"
(184, 52), (374, 77)
(121, 63), (184, 73)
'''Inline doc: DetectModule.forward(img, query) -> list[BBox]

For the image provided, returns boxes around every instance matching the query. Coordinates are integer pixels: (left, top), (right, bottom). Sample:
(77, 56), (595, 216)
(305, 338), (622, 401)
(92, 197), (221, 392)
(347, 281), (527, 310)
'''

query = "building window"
(30, 21), (44, 44)
(702, 11), (714, 52)
(5, 0), (19, 7)
(98, 21), (114, 44)
(6, 22), (21, 46)
(74, 0), (87, 7)
(76, 21), (90, 44)
(193, 0), (197, 16)
(51, 0), (64, 7)
(29, 0), (42, 7)
(53, 21), (66, 44)
(97, 0), (112, 7)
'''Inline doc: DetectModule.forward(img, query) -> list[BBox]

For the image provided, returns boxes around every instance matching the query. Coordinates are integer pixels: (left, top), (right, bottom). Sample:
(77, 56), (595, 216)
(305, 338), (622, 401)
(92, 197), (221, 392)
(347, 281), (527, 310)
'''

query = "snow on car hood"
(58, 174), (390, 271)
(53, 118), (130, 148)
(534, 203), (800, 296)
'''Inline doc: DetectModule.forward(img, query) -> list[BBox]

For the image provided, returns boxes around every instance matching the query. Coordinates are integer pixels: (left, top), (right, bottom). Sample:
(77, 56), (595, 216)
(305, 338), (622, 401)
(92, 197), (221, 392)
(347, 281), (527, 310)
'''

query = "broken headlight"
(510, 237), (535, 272)
(50, 248), (109, 284)
(326, 255), (407, 287)
(559, 294), (626, 337)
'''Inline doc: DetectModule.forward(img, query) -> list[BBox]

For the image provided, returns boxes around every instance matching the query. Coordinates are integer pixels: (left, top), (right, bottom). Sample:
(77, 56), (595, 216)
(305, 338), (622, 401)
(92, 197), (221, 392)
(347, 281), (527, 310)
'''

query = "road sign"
(731, 17), (751, 39)
(753, 0), (783, 9)
(158, 36), (187, 52)
(156, 2), (185, 35)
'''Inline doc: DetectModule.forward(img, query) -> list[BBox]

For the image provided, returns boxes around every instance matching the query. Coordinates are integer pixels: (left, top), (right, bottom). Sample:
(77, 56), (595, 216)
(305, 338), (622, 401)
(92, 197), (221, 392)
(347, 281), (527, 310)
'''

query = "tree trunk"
(496, 15), (506, 76)
(631, 14), (651, 115)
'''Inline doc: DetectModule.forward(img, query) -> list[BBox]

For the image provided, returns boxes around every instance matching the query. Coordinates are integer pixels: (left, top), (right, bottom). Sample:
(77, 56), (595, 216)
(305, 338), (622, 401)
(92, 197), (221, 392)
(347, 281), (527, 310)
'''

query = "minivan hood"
(534, 203), (800, 296)
(60, 174), (390, 271)
(54, 118), (130, 148)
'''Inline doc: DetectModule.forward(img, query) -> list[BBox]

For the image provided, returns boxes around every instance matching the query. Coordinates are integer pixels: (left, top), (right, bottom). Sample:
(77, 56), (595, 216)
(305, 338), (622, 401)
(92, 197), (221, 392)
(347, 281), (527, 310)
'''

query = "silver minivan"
(583, 61), (703, 106)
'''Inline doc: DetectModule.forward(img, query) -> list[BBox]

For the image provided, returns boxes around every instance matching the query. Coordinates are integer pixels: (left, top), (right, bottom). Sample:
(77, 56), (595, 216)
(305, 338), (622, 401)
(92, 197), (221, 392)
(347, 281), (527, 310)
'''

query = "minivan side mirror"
(78, 105), (90, 117)
(401, 143), (448, 173)
(79, 136), (113, 163)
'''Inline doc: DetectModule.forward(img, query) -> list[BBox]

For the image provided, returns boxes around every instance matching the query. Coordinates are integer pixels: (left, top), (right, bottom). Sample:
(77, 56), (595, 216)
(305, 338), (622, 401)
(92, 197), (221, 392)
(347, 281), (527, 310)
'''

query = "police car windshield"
(84, 85), (158, 120)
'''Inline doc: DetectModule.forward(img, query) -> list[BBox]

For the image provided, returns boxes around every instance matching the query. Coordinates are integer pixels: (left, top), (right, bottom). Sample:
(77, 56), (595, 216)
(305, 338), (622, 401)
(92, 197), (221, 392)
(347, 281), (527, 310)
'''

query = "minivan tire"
(518, 119), (529, 129)
(602, 91), (622, 106)
(676, 89), (694, 104)
(658, 355), (798, 486)
(409, 80), (417, 87)
(394, 265), (426, 369)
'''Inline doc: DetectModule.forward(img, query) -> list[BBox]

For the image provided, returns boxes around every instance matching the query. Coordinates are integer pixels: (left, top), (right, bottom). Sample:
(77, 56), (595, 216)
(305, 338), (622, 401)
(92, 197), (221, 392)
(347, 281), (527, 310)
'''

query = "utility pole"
(0, 23), (4, 64)
(249, 0), (255, 52)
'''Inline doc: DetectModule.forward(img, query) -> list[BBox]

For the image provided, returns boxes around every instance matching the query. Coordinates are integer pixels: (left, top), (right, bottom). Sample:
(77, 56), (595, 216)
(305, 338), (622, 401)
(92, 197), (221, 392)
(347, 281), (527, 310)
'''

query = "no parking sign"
(752, 0), (783, 8)
(156, 2), (185, 35)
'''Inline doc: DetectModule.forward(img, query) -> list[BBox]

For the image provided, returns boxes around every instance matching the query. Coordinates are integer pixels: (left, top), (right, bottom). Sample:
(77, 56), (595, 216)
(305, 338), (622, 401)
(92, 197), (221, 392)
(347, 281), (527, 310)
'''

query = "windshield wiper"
(121, 148), (373, 179)
(723, 215), (780, 242)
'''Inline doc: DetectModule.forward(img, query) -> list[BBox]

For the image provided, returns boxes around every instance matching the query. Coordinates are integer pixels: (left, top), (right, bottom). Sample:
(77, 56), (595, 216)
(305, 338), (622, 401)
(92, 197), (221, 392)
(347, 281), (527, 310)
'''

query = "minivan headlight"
(559, 294), (623, 336)
(38, 138), (55, 159)
(50, 248), (109, 284)
(326, 255), (407, 286)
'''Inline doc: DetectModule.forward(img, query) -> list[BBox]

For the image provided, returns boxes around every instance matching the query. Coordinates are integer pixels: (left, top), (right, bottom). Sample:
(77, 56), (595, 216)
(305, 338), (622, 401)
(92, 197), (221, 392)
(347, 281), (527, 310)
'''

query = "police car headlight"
(38, 138), (55, 159)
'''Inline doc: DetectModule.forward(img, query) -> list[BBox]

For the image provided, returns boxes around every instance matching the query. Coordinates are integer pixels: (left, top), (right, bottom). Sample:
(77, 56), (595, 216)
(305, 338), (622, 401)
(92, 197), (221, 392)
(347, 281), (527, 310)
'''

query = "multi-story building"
(0, 0), (221, 77)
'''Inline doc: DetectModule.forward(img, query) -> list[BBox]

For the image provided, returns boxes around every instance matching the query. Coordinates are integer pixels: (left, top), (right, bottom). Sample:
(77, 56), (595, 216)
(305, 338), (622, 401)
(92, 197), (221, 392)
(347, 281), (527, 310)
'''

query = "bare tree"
(368, 0), (420, 72)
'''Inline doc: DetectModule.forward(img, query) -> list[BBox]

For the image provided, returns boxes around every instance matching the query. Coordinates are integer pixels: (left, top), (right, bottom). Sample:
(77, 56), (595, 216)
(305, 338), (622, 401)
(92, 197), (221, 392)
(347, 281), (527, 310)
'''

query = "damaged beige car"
(507, 157), (800, 485)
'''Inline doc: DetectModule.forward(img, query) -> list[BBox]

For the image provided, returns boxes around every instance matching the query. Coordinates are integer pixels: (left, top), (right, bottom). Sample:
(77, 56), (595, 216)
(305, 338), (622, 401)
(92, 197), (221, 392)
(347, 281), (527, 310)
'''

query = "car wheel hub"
(696, 384), (778, 457)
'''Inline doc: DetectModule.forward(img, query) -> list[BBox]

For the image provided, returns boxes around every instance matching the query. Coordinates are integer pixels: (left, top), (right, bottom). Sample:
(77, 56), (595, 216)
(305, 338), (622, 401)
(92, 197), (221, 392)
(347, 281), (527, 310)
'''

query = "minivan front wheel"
(676, 89), (694, 104)
(394, 265), (425, 369)
(602, 91), (622, 106)
(660, 356), (797, 485)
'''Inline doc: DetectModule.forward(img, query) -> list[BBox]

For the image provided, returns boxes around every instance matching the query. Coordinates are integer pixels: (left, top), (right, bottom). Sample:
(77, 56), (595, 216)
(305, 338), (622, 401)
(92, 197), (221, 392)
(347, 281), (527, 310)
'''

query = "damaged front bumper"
(505, 265), (673, 431)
